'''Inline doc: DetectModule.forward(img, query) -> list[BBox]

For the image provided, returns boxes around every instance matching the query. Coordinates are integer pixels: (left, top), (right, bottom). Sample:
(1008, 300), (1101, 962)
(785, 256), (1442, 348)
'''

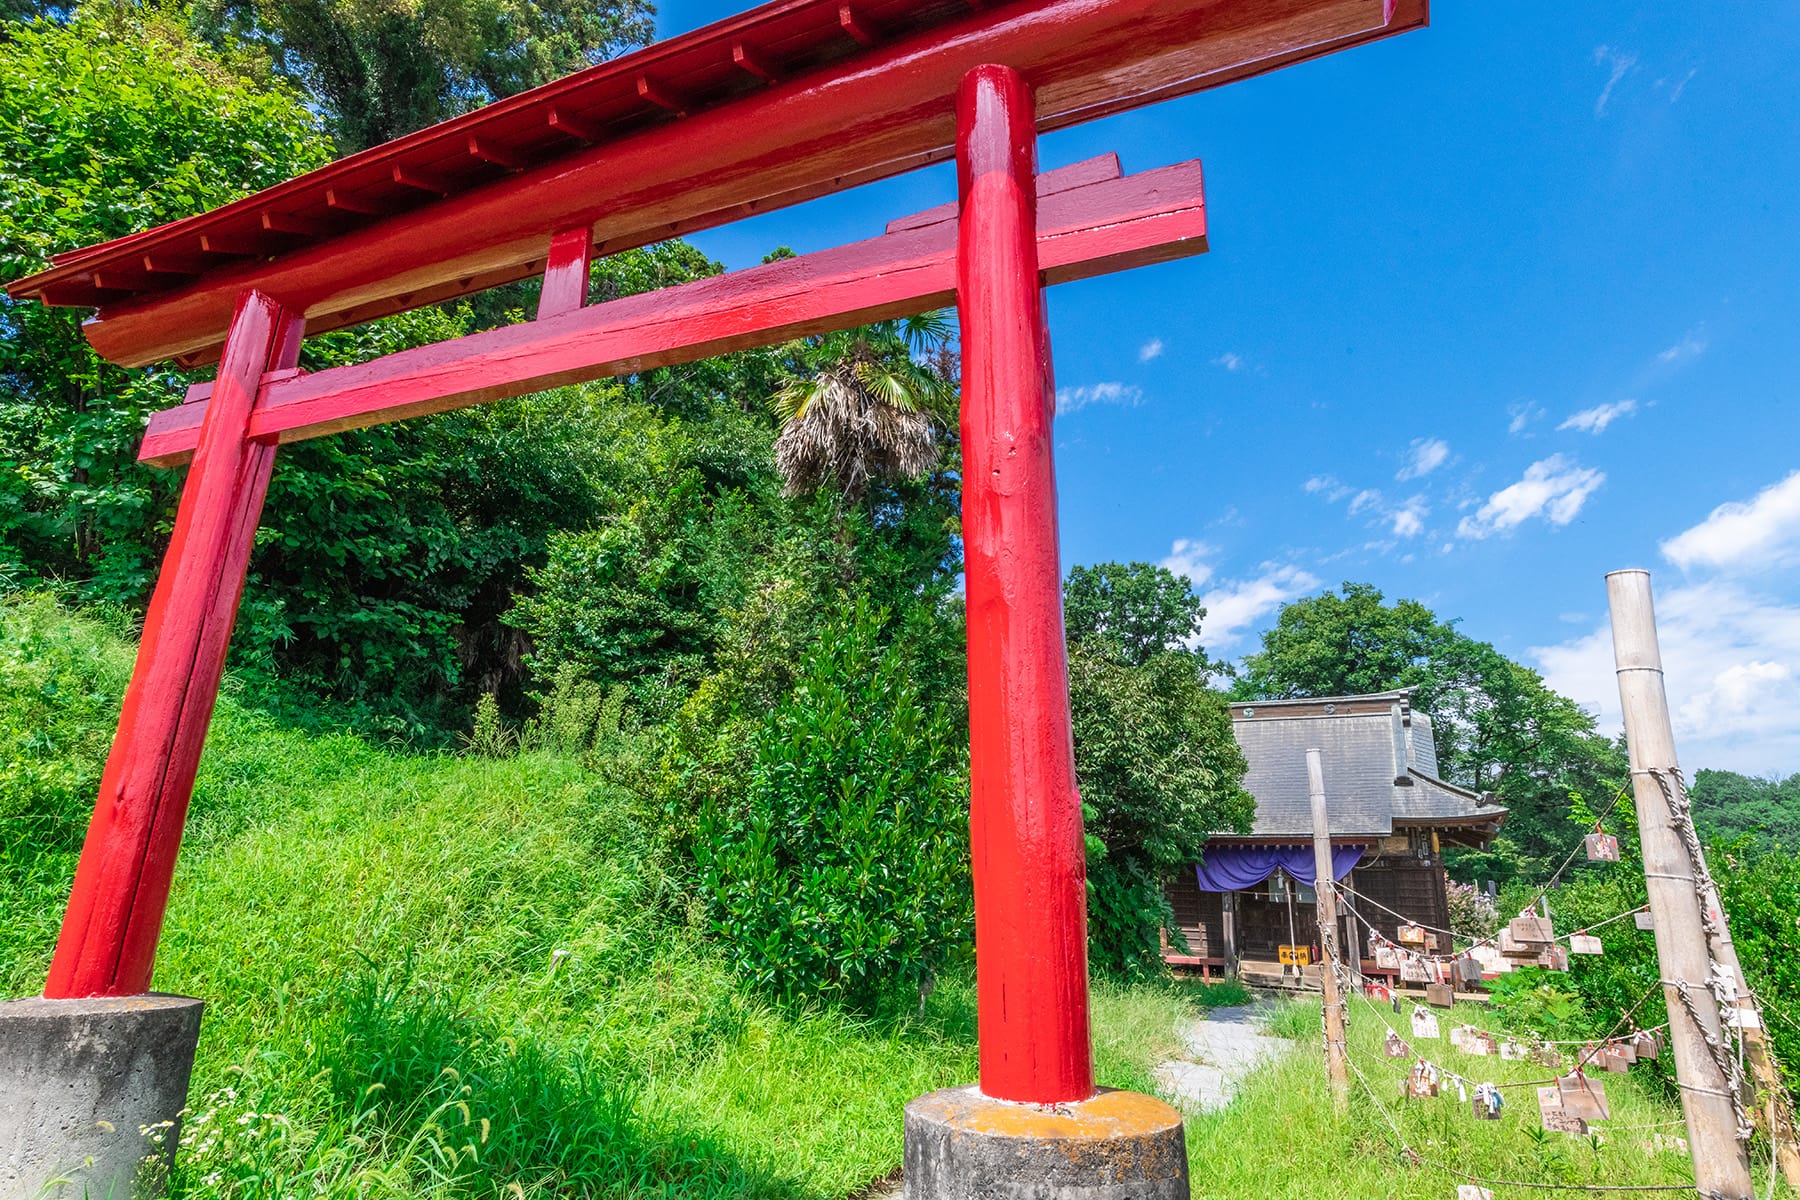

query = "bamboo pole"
(1308, 749), (1350, 1109)
(1607, 569), (1754, 1200)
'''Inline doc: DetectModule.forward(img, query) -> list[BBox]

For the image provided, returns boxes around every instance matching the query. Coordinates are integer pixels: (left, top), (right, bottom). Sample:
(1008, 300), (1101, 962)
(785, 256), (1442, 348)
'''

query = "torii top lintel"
(7, 0), (1425, 369)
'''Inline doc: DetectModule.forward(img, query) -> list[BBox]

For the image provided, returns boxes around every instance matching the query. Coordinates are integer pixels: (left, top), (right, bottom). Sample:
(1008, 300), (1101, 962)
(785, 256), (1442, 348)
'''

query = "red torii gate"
(10, 0), (1424, 1112)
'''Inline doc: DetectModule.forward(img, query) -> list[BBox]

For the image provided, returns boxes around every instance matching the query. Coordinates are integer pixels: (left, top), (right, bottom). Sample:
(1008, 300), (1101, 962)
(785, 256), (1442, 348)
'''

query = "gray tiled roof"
(1219, 691), (1504, 840)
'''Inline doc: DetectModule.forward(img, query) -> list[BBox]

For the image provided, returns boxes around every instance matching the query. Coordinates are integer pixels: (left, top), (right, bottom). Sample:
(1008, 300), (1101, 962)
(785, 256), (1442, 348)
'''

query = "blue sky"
(653, 2), (1800, 775)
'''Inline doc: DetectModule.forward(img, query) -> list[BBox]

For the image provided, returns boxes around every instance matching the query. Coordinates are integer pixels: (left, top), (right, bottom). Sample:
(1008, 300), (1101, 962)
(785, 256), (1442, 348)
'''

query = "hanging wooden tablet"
(1411, 1006), (1441, 1040)
(1375, 943), (1401, 970)
(1532, 1043), (1563, 1070)
(1398, 923), (1428, 946)
(1634, 910), (1655, 931)
(1542, 945), (1570, 972)
(1401, 955), (1432, 984)
(1407, 1060), (1438, 1099)
(1509, 914), (1554, 945)
(1454, 955), (1484, 985)
(1501, 1039), (1527, 1061)
(1450, 1025), (1474, 1052)
(1426, 982), (1455, 1008)
(1538, 1086), (1587, 1136)
(1584, 832), (1620, 862)
(1385, 1029), (1412, 1058)
(1569, 933), (1603, 955)
(1472, 1081), (1504, 1120)
(1611, 1039), (1637, 1064)
(1557, 1070), (1610, 1121)
(1726, 1004), (1762, 1030)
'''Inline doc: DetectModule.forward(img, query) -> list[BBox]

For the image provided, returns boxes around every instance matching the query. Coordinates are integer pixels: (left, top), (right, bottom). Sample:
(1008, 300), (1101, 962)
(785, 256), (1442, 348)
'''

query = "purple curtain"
(1191, 844), (1363, 892)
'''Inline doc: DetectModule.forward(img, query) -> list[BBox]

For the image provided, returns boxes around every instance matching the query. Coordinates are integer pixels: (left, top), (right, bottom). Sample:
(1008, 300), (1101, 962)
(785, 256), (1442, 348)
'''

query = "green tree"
(1063, 561), (1208, 668)
(1233, 581), (1446, 702)
(1062, 562), (1250, 977)
(192, 0), (655, 150)
(1069, 645), (1253, 978)
(696, 596), (971, 1011)
(1689, 769), (1800, 848)
(0, 15), (328, 598)
(1236, 583), (1626, 882)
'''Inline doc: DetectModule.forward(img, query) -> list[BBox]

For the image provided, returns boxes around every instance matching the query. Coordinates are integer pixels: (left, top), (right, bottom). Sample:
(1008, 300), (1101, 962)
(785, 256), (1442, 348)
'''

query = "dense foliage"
(697, 598), (971, 1011)
(1236, 582), (1627, 882)
(193, 0), (655, 150)
(0, 15), (328, 600)
(1690, 768), (1800, 848)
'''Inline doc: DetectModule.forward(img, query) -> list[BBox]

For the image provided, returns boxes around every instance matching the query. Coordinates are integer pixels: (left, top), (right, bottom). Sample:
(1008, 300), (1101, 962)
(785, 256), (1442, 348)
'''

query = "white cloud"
(1139, 337), (1164, 363)
(1656, 68), (1698, 104)
(1660, 471), (1800, 573)
(1508, 403), (1546, 435)
(1533, 580), (1800, 775)
(1594, 46), (1638, 116)
(1055, 381), (1142, 415)
(1212, 352), (1245, 372)
(1348, 489), (1383, 516)
(1558, 399), (1638, 434)
(1155, 541), (1320, 653)
(1457, 455), (1605, 539)
(1657, 330), (1707, 364)
(1159, 538), (1218, 589)
(1391, 497), (1429, 539)
(1303, 475), (1335, 495)
(1397, 437), (1450, 481)
(1200, 565), (1322, 653)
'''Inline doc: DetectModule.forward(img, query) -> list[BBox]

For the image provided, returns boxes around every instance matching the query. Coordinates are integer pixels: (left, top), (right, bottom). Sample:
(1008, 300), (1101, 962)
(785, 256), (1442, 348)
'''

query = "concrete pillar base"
(0, 994), (204, 1200)
(903, 1086), (1188, 1199)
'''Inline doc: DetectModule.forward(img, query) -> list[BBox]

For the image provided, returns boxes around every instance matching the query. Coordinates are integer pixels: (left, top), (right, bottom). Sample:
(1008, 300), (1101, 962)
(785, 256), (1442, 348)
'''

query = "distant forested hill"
(1690, 768), (1800, 848)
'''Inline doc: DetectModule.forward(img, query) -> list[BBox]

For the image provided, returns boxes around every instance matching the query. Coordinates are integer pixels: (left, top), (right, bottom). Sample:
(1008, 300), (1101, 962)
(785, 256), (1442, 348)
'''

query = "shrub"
(1447, 880), (1501, 945)
(1067, 643), (1253, 979)
(696, 596), (971, 1011)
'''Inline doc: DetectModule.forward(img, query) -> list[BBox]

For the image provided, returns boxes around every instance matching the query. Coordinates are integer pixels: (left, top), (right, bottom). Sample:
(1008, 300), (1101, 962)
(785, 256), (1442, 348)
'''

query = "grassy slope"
(0, 595), (1201, 1198)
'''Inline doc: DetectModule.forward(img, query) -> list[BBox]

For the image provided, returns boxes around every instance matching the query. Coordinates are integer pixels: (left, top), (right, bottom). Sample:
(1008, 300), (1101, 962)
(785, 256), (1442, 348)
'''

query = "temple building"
(1162, 690), (1506, 980)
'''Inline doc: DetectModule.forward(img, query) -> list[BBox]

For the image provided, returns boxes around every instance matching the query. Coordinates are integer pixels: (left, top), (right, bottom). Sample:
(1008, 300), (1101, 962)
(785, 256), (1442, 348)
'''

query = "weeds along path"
(1155, 1003), (1292, 1111)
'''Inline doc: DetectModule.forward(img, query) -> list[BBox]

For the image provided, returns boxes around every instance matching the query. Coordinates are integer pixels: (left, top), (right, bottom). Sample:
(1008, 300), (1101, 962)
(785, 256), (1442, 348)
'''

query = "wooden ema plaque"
(1569, 933), (1604, 956)
(1384, 1030), (1412, 1058)
(1538, 1086), (1588, 1136)
(1585, 832), (1621, 862)
(1426, 982), (1455, 1008)
(1278, 944), (1312, 966)
(1557, 1070), (1610, 1121)
(1509, 915), (1553, 946)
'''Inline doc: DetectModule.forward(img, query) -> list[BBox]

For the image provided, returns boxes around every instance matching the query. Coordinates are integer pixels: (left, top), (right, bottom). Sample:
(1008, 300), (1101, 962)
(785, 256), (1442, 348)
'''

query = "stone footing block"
(903, 1085), (1188, 1199)
(0, 994), (204, 1200)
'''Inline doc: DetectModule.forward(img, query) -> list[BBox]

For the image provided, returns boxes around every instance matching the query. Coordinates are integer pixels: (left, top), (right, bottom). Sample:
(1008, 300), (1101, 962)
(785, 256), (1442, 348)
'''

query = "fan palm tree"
(768, 314), (954, 503)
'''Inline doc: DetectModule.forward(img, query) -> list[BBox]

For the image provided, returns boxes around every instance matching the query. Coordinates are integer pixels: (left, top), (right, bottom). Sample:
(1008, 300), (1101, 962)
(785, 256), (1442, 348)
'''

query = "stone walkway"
(1153, 1003), (1293, 1112)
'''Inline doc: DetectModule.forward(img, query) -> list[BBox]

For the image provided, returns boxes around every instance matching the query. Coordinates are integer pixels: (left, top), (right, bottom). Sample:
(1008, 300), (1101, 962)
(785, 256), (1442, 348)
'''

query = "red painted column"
(45, 290), (302, 998)
(956, 62), (1094, 1104)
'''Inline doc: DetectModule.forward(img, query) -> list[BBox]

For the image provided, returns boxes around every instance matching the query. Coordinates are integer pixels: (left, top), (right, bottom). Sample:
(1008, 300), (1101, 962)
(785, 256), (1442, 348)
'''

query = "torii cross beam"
(9, 0), (1426, 1109)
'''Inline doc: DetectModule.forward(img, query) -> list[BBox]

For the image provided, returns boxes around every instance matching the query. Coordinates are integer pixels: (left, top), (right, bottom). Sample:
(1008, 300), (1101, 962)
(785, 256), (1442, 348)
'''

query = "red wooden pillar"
(956, 62), (1094, 1104)
(45, 290), (302, 999)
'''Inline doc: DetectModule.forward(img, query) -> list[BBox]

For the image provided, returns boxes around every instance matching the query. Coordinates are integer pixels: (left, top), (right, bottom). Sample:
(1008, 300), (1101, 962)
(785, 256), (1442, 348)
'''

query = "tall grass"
(1193, 992), (1773, 1199)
